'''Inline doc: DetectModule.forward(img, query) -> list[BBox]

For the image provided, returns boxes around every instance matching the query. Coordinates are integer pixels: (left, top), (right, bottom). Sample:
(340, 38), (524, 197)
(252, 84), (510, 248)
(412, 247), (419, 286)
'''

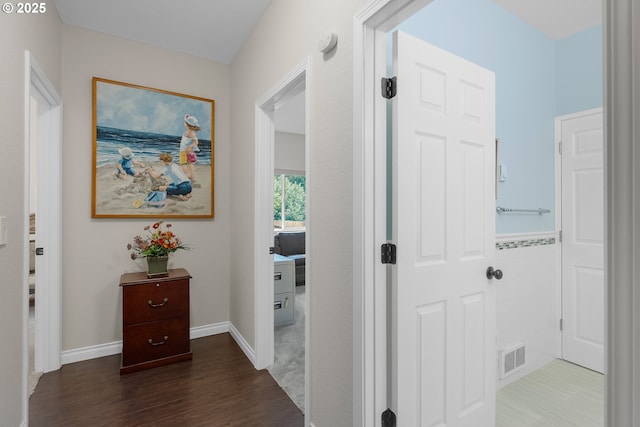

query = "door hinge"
(560, 318), (563, 331)
(382, 408), (397, 427)
(381, 243), (397, 264)
(381, 77), (397, 99)
(269, 246), (275, 255)
(558, 230), (562, 243)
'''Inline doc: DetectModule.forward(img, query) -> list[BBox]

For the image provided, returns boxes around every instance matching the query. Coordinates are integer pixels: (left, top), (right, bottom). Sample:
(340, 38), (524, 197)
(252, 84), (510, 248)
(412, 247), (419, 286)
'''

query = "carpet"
(268, 285), (305, 412)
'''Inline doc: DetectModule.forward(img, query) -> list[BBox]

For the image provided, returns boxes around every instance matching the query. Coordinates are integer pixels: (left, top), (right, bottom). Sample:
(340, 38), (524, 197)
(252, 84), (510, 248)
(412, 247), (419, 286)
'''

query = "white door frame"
(22, 51), (63, 419)
(554, 107), (604, 368)
(603, 0), (640, 423)
(254, 59), (311, 423)
(353, 2), (433, 425)
(354, 0), (639, 425)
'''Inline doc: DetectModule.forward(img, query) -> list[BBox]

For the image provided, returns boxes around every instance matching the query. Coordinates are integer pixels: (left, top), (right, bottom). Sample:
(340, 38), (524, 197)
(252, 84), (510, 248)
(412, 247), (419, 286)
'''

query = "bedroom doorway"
(254, 60), (310, 418)
(24, 52), (63, 417)
(269, 89), (307, 411)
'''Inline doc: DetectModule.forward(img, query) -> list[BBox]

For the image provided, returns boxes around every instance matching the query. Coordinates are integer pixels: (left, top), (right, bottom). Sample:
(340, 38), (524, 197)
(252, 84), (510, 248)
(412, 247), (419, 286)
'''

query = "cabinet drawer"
(274, 292), (294, 326)
(274, 264), (294, 294)
(122, 316), (190, 366)
(123, 279), (189, 324)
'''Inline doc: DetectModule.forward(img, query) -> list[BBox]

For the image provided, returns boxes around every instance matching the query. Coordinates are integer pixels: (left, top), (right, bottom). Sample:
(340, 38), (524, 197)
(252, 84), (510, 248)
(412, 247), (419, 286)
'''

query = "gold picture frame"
(92, 78), (214, 218)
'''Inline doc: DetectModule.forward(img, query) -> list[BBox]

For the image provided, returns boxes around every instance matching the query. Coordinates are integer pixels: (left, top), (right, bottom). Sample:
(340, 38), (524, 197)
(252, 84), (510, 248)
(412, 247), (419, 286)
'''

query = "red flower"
(127, 221), (188, 260)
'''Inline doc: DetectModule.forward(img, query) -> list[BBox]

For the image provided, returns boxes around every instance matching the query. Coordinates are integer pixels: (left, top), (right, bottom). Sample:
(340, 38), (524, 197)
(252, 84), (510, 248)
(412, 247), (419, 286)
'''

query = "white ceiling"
(52, 0), (272, 65)
(493, 0), (602, 40)
(52, 0), (602, 65)
(52, 0), (601, 135)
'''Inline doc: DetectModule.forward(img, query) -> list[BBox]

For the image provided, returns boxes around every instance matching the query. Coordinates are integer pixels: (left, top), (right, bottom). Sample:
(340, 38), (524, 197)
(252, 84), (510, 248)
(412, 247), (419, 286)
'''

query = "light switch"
(0, 216), (6, 246)
(498, 164), (507, 182)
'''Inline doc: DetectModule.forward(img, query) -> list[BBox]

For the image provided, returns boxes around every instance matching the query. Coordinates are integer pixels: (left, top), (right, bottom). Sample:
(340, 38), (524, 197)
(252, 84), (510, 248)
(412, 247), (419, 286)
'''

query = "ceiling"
(52, 0), (602, 135)
(493, 0), (601, 40)
(52, 0), (602, 64)
(52, 0), (272, 65)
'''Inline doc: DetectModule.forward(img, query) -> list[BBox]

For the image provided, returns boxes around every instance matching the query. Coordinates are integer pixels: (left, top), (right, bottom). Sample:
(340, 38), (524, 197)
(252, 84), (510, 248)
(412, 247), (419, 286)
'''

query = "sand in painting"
(94, 162), (212, 216)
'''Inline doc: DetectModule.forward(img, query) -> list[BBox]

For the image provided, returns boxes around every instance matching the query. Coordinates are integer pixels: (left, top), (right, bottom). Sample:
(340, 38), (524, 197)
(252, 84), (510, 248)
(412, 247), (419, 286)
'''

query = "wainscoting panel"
(495, 233), (559, 388)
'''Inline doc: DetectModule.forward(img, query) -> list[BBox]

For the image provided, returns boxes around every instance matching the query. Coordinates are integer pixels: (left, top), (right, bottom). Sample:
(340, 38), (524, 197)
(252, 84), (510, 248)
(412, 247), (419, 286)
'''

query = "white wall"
(495, 233), (559, 387)
(60, 25), (231, 351)
(275, 131), (305, 172)
(229, 0), (365, 424)
(0, 1), (62, 423)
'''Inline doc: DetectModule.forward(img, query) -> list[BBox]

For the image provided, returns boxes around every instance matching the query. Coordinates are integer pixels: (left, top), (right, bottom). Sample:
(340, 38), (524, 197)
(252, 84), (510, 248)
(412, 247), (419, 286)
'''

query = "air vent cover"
(499, 343), (526, 379)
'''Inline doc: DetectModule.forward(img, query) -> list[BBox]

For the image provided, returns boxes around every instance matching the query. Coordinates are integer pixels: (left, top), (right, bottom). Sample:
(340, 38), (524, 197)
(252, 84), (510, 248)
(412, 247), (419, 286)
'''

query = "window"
(274, 173), (306, 230)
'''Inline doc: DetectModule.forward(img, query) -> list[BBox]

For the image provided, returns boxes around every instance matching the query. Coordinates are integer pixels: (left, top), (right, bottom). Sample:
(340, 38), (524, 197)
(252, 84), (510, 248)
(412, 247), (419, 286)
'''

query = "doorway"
(353, 1), (608, 425)
(556, 108), (604, 373)
(23, 51), (63, 417)
(253, 60), (310, 419)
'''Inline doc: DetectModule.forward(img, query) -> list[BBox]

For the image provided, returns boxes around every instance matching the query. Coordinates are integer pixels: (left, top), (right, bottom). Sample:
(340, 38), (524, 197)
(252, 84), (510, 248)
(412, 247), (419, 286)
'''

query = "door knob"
(486, 266), (503, 280)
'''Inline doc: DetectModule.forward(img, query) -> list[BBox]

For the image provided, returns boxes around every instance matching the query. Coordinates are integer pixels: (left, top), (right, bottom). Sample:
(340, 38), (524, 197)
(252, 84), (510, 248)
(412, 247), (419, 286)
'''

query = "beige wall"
(230, 0), (365, 424)
(1, 0), (365, 424)
(60, 25), (231, 350)
(0, 1), (62, 423)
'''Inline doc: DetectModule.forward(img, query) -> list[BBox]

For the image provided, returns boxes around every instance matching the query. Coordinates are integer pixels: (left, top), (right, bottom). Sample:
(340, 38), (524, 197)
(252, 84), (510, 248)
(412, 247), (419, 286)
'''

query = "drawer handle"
(148, 336), (169, 346)
(274, 297), (289, 311)
(147, 297), (168, 308)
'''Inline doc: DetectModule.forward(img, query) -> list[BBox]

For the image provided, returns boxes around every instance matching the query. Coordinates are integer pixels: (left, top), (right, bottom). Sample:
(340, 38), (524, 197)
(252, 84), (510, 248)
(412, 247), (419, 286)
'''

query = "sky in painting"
(96, 80), (213, 140)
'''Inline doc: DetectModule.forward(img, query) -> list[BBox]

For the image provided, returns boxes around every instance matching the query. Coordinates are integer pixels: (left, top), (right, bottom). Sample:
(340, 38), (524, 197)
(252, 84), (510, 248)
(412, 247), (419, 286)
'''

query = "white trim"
(61, 341), (123, 365)
(190, 322), (230, 339)
(254, 59), (311, 426)
(605, 0), (639, 424)
(554, 111), (564, 361)
(353, 2), (432, 426)
(355, 0), (636, 424)
(553, 108), (604, 364)
(275, 168), (306, 176)
(61, 322), (232, 365)
(495, 231), (558, 242)
(228, 322), (256, 366)
(254, 100), (276, 370)
(254, 60), (309, 369)
(254, 61), (308, 370)
(23, 50), (63, 425)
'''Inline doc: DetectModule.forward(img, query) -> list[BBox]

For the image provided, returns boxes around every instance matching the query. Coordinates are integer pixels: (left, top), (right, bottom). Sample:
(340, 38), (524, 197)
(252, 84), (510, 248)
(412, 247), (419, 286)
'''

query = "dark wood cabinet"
(119, 268), (192, 374)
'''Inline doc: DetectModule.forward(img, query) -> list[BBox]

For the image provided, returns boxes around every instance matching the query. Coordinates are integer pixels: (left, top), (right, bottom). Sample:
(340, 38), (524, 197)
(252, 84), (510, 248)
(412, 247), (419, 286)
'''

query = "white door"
(392, 31), (497, 426)
(560, 109), (604, 373)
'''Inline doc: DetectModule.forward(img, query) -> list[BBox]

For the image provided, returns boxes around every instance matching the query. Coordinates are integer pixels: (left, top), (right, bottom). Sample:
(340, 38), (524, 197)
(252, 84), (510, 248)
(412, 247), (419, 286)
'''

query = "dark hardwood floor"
(29, 333), (304, 426)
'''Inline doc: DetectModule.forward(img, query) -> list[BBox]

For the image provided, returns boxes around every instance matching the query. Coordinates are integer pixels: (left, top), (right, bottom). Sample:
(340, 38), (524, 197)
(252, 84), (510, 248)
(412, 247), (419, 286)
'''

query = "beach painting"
(92, 77), (214, 218)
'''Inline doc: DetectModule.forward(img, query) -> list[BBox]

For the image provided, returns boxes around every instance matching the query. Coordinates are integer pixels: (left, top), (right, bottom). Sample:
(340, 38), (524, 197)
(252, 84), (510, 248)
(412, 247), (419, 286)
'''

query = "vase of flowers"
(127, 221), (188, 278)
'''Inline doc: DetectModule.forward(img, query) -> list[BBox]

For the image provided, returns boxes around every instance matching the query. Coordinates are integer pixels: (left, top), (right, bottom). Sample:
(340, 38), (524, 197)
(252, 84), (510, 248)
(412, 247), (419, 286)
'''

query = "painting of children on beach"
(92, 77), (214, 218)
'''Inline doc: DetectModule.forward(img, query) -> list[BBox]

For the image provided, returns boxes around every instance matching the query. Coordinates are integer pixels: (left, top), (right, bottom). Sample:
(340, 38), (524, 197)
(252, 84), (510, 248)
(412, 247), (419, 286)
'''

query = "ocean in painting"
(96, 126), (212, 167)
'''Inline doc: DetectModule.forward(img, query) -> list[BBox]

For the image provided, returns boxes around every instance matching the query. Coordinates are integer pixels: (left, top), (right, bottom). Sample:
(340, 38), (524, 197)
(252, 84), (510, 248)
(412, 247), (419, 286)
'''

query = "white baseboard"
(228, 322), (256, 367)
(61, 322), (230, 366)
(61, 340), (122, 365)
(190, 322), (229, 339)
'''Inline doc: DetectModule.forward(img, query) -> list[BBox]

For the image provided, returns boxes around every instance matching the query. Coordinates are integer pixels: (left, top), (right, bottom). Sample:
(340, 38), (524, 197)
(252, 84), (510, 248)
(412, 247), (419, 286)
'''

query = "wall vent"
(499, 343), (526, 379)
